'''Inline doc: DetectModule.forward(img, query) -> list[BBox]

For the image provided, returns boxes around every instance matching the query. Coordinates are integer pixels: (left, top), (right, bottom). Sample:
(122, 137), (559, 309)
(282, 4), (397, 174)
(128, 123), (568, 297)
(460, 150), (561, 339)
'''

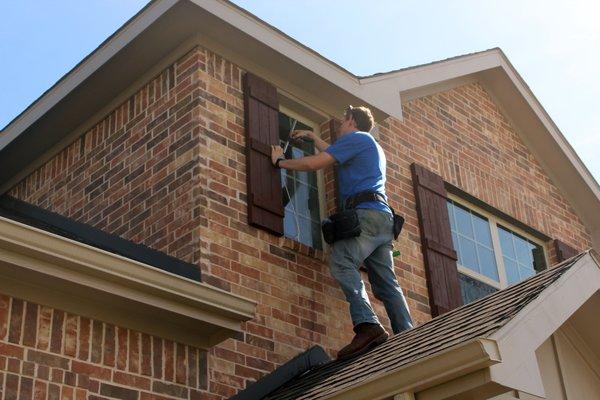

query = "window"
(278, 109), (324, 250)
(447, 196), (547, 304)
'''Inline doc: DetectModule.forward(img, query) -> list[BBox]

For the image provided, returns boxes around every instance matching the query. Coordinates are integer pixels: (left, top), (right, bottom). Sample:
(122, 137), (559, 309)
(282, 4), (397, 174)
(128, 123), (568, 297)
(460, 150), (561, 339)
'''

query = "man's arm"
(291, 130), (330, 152)
(271, 145), (336, 171)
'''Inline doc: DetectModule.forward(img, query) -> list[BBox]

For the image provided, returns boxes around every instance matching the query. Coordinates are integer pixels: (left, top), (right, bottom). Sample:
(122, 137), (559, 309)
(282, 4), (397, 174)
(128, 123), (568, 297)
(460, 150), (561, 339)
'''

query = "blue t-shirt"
(325, 131), (392, 214)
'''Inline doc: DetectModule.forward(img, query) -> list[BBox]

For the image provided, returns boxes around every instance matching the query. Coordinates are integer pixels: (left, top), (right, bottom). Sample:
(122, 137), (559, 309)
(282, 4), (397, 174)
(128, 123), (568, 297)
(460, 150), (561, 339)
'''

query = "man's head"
(339, 105), (374, 136)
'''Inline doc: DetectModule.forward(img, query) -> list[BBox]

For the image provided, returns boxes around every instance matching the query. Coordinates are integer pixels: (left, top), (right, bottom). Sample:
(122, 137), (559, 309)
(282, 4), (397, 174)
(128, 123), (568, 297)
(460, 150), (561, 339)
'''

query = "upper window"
(278, 109), (324, 250)
(447, 196), (546, 304)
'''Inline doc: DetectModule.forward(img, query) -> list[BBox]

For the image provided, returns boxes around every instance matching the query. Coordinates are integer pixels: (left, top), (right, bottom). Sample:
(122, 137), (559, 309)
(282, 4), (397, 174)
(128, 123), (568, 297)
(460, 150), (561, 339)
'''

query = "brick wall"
(2, 43), (592, 400)
(0, 295), (207, 400)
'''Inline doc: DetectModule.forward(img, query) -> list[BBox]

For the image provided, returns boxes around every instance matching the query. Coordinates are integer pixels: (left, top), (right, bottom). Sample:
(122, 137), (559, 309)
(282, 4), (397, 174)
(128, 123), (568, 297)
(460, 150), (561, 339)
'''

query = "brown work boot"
(336, 323), (389, 360)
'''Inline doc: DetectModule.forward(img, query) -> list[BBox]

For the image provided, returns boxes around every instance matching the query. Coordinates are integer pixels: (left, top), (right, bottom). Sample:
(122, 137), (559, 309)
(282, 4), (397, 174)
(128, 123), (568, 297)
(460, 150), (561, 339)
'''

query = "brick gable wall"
(2, 44), (592, 399)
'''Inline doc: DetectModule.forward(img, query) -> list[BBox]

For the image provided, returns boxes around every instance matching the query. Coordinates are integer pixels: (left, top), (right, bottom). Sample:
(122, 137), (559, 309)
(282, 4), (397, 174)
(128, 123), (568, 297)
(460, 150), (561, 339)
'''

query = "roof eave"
(321, 338), (501, 400)
(325, 252), (600, 400)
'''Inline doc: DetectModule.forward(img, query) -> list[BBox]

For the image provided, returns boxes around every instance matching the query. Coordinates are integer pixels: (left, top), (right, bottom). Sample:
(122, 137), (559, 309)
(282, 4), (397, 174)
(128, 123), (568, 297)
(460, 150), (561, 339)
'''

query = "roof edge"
(0, 0), (178, 141)
(487, 251), (600, 396)
(324, 338), (500, 400)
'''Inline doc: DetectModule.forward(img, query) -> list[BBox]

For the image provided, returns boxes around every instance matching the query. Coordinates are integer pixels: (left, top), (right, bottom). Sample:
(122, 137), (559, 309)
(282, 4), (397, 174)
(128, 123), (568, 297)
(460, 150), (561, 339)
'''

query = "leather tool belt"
(321, 191), (405, 244)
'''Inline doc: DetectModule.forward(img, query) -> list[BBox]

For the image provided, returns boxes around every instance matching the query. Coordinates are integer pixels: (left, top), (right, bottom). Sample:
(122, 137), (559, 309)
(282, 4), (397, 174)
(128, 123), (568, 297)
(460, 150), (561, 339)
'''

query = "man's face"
(338, 113), (356, 136)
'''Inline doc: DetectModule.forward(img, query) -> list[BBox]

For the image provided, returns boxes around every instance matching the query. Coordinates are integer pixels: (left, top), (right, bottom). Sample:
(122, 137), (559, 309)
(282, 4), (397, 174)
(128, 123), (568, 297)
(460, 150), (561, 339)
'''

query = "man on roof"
(271, 105), (413, 360)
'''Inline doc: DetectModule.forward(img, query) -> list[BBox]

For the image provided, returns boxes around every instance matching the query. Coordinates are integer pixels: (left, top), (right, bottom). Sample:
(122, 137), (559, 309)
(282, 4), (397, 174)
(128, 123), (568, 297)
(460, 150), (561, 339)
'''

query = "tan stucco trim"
(0, 216), (256, 349)
(322, 338), (501, 400)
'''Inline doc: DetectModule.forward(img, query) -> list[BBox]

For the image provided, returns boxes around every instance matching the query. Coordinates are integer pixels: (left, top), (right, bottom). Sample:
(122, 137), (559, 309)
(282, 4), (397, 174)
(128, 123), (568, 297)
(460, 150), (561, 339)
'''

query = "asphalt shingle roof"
(262, 253), (585, 400)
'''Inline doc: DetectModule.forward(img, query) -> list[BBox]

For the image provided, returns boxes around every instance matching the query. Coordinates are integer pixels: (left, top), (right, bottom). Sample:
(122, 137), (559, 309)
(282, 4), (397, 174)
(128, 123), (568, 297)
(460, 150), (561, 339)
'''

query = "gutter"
(323, 338), (501, 400)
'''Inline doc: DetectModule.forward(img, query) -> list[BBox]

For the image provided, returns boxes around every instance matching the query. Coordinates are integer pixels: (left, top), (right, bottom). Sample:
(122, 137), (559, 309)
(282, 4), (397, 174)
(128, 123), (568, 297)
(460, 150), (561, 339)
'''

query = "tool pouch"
(392, 213), (404, 240)
(321, 210), (362, 244)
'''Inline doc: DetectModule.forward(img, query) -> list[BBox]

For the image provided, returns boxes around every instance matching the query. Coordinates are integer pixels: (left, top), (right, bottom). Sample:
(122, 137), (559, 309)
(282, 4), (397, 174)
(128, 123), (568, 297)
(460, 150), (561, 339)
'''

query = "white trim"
(448, 193), (549, 293)
(488, 252), (600, 396)
(0, 215), (257, 349)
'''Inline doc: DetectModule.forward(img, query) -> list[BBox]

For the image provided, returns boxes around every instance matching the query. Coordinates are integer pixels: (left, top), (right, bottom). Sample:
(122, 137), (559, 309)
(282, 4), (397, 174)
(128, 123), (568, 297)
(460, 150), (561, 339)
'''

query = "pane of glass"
(454, 204), (473, 238)
(447, 202), (456, 231)
(307, 187), (320, 221)
(458, 273), (497, 305)
(292, 147), (304, 160)
(298, 216), (313, 247)
(504, 257), (520, 285)
(458, 236), (479, 273)
(295, 169), (309, 184)
(294, 183), (310, 217)
(519, 264), (535, 280)
(498, 226), (515, 259)
(514, 235), (533, 265)
(284, 210), (298, 239)
(472, 215), (492, 247)
(478, 246), (499, 281)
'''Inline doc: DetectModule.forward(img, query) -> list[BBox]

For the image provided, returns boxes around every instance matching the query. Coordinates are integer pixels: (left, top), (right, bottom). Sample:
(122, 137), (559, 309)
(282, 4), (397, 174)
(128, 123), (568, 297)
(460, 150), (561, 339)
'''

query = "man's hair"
(345, 105), (374, 132)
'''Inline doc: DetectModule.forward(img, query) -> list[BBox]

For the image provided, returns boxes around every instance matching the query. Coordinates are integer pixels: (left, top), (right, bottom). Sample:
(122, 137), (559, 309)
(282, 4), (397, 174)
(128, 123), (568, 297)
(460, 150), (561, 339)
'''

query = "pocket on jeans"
(356, 209), (378, 236)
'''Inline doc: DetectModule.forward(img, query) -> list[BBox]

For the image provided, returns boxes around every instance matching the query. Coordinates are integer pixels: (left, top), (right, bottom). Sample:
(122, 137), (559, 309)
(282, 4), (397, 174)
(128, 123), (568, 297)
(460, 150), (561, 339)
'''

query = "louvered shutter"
(328, 119), (342, 212)
(553, 239), (579, 262)
(411, 163), (462, 316)
(243, 73), (284, 236)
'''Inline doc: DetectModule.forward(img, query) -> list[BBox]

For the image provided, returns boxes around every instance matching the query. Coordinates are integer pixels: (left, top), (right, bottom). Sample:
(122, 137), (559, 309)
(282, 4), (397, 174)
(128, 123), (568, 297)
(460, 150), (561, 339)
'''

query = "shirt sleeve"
(325, 134), (370, 165)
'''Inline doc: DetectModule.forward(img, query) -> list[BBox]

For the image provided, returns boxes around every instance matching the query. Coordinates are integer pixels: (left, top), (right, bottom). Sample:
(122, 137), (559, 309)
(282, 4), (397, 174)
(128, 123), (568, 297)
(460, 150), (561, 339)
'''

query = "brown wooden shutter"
(553, 239), (579, 262)
(328, 119), (342, 211)
(243, 73), (284, 236)
(411, 163), (462, 316)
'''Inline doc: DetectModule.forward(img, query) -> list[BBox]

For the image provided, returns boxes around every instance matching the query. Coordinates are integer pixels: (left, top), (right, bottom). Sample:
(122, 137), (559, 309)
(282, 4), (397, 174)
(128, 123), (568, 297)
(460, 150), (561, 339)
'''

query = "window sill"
(282, 237), (326, 262)
(0, 216), (257, 349)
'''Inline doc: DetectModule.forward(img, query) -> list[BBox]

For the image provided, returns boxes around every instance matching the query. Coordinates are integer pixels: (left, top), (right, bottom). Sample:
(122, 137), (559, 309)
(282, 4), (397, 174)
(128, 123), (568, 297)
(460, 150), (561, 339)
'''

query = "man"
(271, 105), (413, 360)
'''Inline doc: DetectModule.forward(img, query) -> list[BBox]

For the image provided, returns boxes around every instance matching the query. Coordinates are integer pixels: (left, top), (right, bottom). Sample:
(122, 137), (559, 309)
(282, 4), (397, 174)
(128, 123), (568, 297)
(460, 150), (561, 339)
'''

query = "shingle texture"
(263, 253), (585, 400)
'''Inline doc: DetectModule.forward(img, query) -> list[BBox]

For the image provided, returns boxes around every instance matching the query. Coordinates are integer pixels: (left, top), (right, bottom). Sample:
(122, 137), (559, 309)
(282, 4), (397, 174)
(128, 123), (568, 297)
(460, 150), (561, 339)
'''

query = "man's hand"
(271, 145), (284, 166)
(291, 130), (314, 141)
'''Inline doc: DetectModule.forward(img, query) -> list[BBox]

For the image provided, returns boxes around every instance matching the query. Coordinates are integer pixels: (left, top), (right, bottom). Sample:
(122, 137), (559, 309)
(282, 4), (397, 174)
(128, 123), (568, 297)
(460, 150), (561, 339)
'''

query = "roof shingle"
(262, 253), (585, 400)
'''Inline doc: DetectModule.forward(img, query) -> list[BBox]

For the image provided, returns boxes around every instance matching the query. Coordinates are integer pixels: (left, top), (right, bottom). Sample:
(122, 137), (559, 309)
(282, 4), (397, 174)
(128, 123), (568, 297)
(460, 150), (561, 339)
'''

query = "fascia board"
(188, 0), (407, 120)
(321, 338), (501, 400)
(360, 50), (502, 90)
(0, 0), (179, 151)
(0, 215), (257, 349)
(487, 252), (600, 395)
(495, 53), (600, 201)
(189, 0), (359, 88)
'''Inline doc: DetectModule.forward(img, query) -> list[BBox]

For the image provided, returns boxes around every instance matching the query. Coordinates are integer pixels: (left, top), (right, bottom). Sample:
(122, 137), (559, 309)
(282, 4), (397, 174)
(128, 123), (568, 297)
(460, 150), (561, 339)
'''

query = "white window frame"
(278, 105), (327, 250)
(447, 193), (549, 290)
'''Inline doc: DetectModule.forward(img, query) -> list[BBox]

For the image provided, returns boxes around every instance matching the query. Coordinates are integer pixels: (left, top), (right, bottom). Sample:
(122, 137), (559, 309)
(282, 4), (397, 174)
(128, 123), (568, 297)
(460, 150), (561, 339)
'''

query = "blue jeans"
(329, 208), (413, 334)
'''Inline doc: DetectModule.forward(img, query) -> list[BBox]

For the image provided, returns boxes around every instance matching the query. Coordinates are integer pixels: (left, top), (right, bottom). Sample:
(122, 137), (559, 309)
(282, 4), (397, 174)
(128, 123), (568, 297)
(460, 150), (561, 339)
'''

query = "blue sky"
(1, 0), (598, 184)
